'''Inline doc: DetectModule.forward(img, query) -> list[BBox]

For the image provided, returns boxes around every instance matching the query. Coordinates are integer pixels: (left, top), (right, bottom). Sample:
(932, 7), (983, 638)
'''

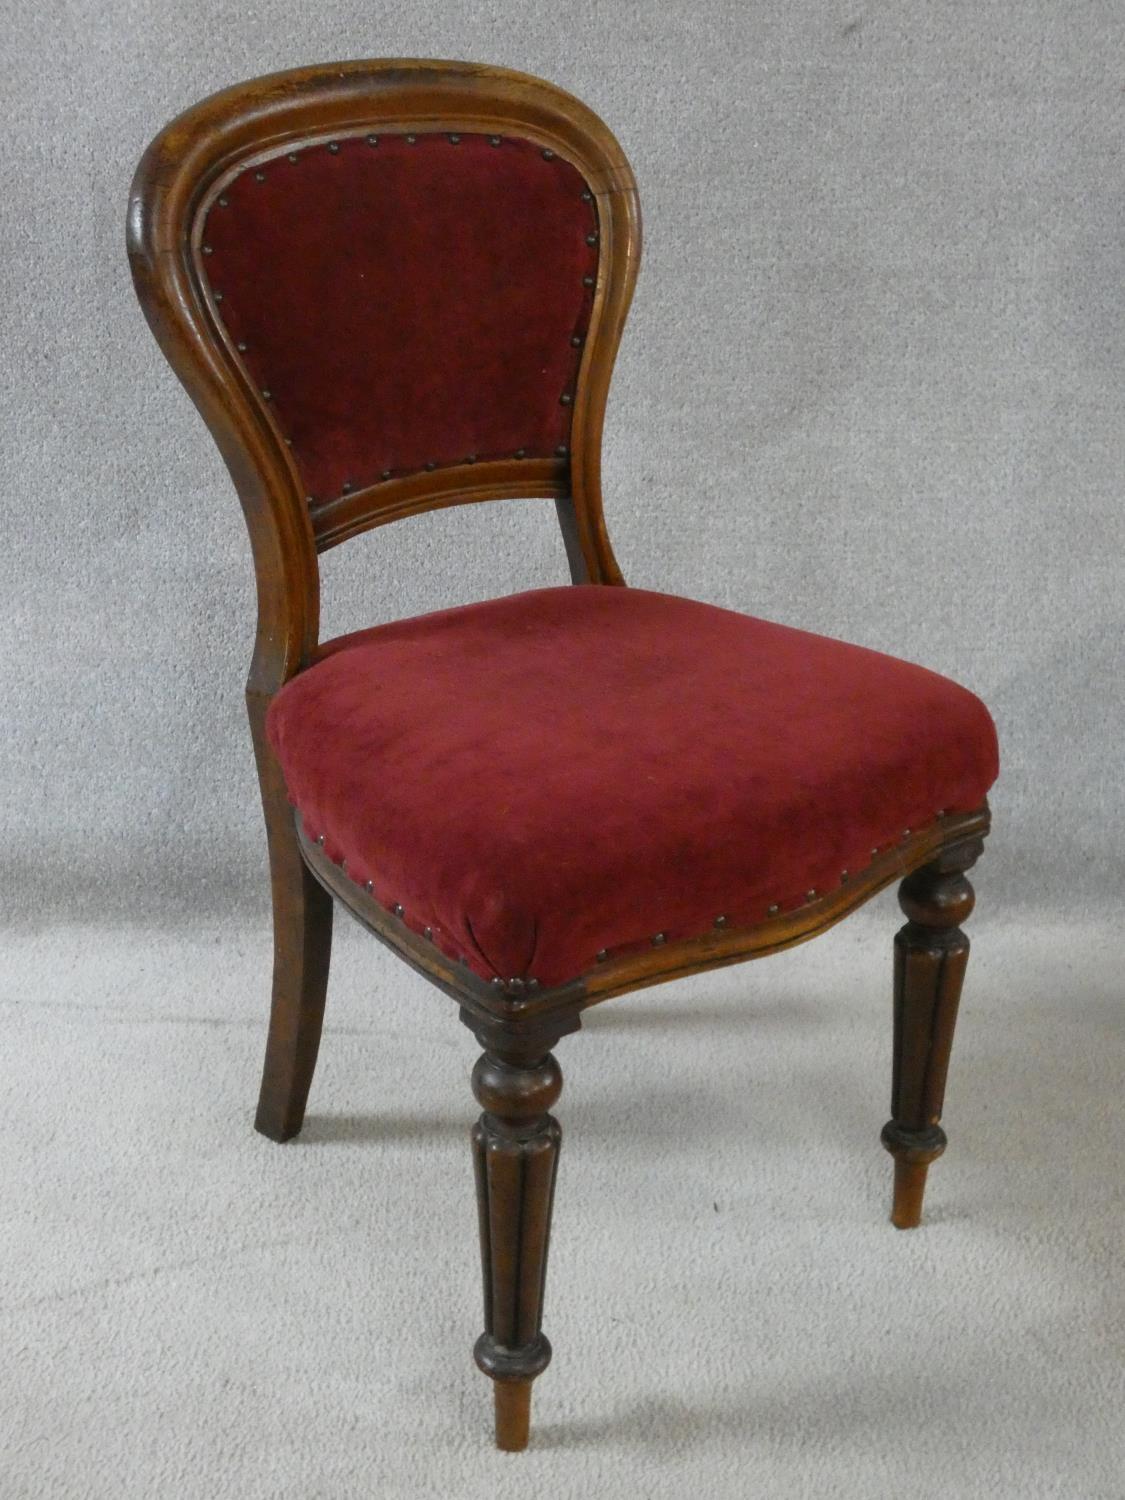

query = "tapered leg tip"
(253, 1105), (303, 1143)
(493, 1380), (532, 1451)
(890, 1157), (929, 1229)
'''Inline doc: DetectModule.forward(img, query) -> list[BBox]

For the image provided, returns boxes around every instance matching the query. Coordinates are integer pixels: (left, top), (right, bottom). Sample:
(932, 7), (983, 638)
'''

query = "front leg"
(470, 1040), (563, 1450)
(882, 836), (984, 1228)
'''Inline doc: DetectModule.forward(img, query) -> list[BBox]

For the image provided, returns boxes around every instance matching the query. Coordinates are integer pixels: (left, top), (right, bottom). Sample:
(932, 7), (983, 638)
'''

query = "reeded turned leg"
(881, 837), (983, 1228)
(470, 1045), (562, 1451)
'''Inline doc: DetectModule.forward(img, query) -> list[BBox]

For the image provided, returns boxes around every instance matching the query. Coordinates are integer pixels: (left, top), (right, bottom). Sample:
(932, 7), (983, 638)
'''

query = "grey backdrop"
(4, 1), (1123, 925)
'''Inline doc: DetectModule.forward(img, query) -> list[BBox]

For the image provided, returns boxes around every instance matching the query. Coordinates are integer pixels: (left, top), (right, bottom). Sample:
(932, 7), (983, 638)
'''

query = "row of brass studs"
(313, 806), (950, 982)
(207, 133), (598, 198)
(592, 813), (949, 965)
(313, 831), (539, 992)
(212, 136), (587, 165)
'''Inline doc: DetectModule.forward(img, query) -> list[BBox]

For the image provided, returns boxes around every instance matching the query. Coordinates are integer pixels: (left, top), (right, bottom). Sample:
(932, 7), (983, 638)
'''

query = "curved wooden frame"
(128, 60), (992, 1456)
(127, 58), (640, 711)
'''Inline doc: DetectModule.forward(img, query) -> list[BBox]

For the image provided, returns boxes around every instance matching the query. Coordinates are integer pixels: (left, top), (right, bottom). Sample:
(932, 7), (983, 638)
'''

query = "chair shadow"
(297, 1112), (464, 1146)
(583, 995), (826, 1032)
(298, 1087), (721, 1148)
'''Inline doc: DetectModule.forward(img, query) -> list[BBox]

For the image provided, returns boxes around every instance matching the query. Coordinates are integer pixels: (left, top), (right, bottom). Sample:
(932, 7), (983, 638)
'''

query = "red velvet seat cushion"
(266, 586), (998, 988)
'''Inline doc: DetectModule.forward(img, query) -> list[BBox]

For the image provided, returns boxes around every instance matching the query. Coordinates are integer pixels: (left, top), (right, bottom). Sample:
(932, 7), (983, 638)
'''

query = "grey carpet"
(2, 915), (1121, 1497)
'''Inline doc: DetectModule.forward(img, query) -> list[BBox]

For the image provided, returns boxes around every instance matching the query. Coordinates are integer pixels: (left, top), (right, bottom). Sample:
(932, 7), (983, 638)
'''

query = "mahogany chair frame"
(127, 59), (990, 1452)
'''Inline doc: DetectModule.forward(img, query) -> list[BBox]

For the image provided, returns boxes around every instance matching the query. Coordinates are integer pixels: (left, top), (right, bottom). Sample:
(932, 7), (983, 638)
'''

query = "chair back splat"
(127, 60), (641, 704)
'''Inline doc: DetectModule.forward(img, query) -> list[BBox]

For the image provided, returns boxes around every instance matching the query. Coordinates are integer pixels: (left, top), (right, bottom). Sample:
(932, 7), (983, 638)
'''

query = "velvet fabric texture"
(265, 586), (999, 988)
(199, 134), (598, 501)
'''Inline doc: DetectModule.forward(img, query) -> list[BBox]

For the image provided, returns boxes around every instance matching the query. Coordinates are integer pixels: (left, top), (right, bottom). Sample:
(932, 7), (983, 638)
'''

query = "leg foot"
(889, 1153), (932, 1230)
(882, 836), (983, 1227)
(493, 1381), (532, 1452)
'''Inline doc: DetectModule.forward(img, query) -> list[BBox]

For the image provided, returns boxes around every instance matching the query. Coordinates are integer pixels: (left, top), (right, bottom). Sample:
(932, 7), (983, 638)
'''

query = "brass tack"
(448, 133), (461, 144)
(871, 847), (880, 856)
(936, 808), (947, 818)
(393, 903), (404, 918)
(556, 444), (568, 457)
(841, 869), (850, 882)
(214, 291), (223, 302)
(237, 341), (247, 352)
(406, 134), (417, 144)
(202, 244), (213, 254)
(284, 438), (292, 446)
(652, 932), (666, 946)
(218, 196), (228, 207)
(806, 889), (817, 902)
(714, 915), (728, 929)
(571, 334), (583, 346)
(582, 274), (594, 286)
(341, 479), (352, 493)
(902, 828), (911, 838)
(465, 453), (477, 464)
(315, 834), (325, 846)
(489, 135), (501, 146)
(381, 468), (392, 480)
(514, 447), (526, 458)
(261, 389), (271, 400)
(542, 148), (555, 160)
(423, 926), (432, 940)
(527, 978), (539, 991)
(364, 880), (374, 893)
(425, 460), (436, 471)
(586, 232), (598, 246)
(287, 153), (299, 163)
(768, 903), (779, 916)
(254, 171), (265, 182)
(596, 948), (608, 962)
(328, 142), (339, 153)
(560, 392), (573, 406)
(366, 135), (379, 146)
(305, 495), (314, 505)
(491, 977), (504, 988)
(581, 189), (593, 202)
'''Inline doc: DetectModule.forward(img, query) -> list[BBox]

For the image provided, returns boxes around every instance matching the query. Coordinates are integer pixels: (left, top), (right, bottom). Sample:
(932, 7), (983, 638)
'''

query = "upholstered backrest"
(127, 61), (640, 694)
(199, 133), (599, 508)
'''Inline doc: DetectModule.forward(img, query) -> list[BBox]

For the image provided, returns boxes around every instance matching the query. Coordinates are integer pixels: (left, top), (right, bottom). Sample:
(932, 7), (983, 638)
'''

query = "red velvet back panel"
(198, 133), (600, 503)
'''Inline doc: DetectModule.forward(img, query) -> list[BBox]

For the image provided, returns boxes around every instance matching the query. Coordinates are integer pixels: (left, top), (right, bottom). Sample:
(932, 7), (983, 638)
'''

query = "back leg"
(251, 717), (333, 1143)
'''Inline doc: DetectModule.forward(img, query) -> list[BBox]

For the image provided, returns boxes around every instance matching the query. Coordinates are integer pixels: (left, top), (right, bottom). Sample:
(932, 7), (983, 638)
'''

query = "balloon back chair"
(127, 60), (998, 1451)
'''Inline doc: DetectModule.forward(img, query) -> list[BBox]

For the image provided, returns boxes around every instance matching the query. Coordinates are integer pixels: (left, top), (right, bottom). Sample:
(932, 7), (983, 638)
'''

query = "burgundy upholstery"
(266, 586), (999, 988)
(199, 133), (598, 501)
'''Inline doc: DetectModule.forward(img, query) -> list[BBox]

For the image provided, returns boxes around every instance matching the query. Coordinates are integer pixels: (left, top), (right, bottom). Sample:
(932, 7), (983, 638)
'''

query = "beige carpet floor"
(2, 913), (1121, 1498)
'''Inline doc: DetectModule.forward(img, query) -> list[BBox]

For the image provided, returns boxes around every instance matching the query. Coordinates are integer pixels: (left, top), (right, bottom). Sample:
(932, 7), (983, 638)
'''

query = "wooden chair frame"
(128, 59), (990, 1452)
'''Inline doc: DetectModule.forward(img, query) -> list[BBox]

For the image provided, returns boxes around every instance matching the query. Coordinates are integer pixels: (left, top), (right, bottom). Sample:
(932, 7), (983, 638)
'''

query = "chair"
(127, 60), (998, 1452)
